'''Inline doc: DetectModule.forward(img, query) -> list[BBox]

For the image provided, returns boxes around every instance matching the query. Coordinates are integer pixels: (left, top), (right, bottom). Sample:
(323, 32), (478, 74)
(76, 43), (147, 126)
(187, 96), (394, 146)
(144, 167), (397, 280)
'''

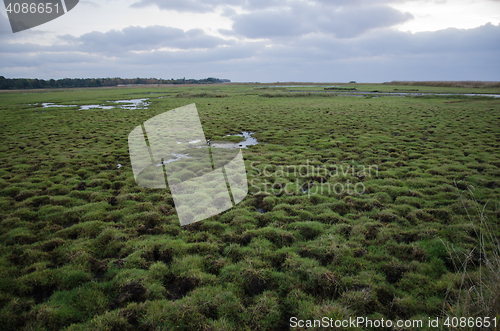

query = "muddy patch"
(164, 274), (199, 300)
(32, 284), (57, 304)
(110, 281), (147, 309)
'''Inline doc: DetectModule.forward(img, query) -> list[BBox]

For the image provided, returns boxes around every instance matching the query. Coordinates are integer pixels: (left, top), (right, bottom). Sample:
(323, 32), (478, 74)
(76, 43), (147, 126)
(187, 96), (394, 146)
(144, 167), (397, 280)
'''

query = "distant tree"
(0, 76), (230, 89)
(0, 76), (8, 89)
(32, 79), (41, 89)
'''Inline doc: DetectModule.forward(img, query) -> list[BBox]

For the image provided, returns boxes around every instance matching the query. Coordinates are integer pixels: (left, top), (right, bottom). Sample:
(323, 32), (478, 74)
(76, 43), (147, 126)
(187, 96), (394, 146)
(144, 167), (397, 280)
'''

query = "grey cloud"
(317, 5), (413, 38)
(227, 4), (413, 39)
(130, 0), (227, 13)
(130, 0), (418, 13)
(0, 43), (58, 53)
(1, 23), (498, 82)
(0, 13), (55, 40)
(0, 40), (262, 79)
(79, 1), (100, 7)
(0, 12), (12, 35)
(128, 0), (419, 40)
(113, 42), (263, 67)
(1, 51), (98, 69)
(348, 22), (500, 55)
(311, 0), (435, 6)
(130, 0), (288, 13)
(60, 25), (232, 53)
(274, 23), (500, 61)
(231, 24), (500, 81)
(225, 9), (302, 38)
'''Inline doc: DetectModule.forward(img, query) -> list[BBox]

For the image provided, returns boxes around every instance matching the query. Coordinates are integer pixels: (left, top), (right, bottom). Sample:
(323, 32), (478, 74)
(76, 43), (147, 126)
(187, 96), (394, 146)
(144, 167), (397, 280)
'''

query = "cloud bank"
(1, 0), (498, 81)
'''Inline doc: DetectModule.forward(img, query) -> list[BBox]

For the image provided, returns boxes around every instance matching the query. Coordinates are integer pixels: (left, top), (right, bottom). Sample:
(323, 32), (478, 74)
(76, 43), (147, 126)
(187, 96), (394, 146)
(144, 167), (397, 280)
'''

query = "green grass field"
(1, 84), (499, 330)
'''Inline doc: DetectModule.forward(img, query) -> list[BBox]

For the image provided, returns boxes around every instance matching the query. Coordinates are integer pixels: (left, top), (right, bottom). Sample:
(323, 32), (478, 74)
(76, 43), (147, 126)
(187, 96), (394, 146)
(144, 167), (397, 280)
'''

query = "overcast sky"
(1, 0), (499, 82)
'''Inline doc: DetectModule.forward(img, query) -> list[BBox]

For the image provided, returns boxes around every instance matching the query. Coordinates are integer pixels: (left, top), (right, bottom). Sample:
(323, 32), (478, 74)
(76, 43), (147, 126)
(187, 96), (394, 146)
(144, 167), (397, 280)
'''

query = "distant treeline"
(385, 81), (500, 88)
(0, 76), (231, 90)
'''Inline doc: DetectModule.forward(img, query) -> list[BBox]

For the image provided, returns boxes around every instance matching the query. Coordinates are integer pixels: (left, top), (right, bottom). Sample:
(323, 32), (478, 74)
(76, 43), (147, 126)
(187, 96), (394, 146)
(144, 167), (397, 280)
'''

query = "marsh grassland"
(0, 84), (499, 330)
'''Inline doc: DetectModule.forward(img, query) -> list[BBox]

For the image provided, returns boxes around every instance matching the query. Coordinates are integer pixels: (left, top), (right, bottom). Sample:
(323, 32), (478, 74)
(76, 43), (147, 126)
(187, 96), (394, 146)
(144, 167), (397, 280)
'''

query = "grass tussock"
(443, 183), (500, 328)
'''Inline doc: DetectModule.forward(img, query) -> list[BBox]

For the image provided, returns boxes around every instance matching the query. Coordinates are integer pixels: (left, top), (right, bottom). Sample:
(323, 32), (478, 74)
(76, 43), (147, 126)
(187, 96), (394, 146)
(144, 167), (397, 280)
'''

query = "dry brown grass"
(442, 183), (500, 330)
(385, 81), (500, 88)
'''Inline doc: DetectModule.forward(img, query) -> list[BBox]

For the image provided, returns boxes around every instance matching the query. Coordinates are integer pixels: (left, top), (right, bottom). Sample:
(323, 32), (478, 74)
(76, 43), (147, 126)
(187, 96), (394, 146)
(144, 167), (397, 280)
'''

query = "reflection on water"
(211, 132), (259, 149)
(80, 105), (114, 110)
(113, 98), (150, 109)
(155, 153), (192, 166)
(40, 103), (76, 108)
(35, 98), (151, 110)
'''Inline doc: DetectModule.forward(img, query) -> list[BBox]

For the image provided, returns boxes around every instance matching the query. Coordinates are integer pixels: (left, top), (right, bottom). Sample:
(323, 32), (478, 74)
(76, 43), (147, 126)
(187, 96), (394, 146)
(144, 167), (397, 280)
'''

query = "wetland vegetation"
(0, 83), (499, 330)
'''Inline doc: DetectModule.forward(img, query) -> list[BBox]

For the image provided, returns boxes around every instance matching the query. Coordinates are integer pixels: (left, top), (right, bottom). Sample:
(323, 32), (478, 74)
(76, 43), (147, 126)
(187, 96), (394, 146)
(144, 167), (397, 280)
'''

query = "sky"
(0, 0), (499, 82)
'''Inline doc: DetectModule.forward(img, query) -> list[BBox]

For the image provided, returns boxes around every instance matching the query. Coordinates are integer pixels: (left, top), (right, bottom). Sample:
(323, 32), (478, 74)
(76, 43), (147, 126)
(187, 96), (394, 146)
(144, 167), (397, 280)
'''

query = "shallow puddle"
(136, 132), (259, 169)
(211, 132), (259, 149)
(155, 153), (192, 166)
(148, 133), (258, 167)
(80, 105), (114, 110)
(113, 98), (150, 109)
(40, 103), (76, 108)
(80, 98), (150, 110)
(35, 98), (151, 111)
